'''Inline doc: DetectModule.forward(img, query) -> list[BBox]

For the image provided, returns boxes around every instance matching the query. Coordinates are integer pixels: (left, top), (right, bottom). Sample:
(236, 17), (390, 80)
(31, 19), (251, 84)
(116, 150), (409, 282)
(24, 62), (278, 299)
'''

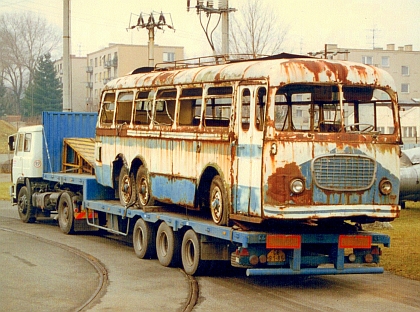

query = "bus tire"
(156, 222), (180, 267)
(17, 186), (36, 223)
(181, 229), (208, 275)
(133, 218), (156, 259)
(118, 166), (136, 206)
(136, 166), (154, 207)
(58, 192), (75, 234)
(209, 175), (228, 225)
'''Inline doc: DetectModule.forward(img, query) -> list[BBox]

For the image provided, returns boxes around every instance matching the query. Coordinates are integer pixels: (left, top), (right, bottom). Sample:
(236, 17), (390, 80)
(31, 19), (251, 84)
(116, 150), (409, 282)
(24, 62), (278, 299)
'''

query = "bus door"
(234, 85), (266, 217)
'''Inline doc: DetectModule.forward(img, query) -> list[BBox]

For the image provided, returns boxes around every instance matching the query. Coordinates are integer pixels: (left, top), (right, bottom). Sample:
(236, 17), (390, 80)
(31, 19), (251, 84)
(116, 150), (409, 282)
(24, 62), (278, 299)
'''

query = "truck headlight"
(290, 178), (305, 194)
(379, 179), (392, 195)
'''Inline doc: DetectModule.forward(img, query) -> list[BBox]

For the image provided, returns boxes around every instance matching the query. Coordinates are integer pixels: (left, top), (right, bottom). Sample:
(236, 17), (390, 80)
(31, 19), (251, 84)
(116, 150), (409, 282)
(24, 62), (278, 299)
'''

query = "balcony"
(86, 97), (93, 105)
(86, 82), (93, 89)
(86, 66), (93, 73)
(104, 61), (112, 69)
(112, 57), (118, 67)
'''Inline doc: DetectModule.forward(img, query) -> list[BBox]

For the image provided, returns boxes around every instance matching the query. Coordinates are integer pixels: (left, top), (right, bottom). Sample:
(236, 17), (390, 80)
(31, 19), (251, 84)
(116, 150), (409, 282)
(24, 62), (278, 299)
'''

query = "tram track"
(0, 226), (108, 311)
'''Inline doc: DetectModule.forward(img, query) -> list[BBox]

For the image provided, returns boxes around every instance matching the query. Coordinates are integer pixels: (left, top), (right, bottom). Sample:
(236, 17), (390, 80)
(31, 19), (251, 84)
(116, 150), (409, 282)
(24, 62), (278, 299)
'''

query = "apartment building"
(54, 55), (87, 112)
(316, 44), (420, 144)
(86, 44), (184, 112)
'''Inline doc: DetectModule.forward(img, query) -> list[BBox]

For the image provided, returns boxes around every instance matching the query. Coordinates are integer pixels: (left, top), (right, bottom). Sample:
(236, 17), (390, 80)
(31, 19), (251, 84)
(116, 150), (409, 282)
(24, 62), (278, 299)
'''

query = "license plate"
(267, 249), (286, 262)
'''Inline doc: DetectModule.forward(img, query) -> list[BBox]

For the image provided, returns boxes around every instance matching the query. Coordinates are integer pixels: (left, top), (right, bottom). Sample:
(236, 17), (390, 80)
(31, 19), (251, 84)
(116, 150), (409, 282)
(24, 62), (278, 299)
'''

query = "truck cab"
(8, 125), (44, 203)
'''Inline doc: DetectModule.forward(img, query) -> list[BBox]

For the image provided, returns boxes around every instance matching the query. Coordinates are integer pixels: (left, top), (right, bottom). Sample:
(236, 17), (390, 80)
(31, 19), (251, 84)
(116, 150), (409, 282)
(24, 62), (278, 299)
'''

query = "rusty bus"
(95, 53), (401, 226)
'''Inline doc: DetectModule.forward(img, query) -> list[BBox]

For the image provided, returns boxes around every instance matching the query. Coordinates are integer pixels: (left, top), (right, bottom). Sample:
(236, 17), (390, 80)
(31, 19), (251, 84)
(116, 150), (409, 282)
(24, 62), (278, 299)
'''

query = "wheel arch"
(197, 163), (230, 209)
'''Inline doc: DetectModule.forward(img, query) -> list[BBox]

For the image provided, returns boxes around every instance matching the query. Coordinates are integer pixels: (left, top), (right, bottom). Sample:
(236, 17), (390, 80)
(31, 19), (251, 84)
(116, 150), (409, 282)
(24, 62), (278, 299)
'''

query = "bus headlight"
(290, 178), (305, 194)
(379, 179), (392, 195)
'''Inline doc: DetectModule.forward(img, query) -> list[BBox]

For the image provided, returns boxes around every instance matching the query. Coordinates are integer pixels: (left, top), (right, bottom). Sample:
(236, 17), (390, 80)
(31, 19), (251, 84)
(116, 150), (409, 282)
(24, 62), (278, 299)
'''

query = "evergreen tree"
(22, 53), (62, 117)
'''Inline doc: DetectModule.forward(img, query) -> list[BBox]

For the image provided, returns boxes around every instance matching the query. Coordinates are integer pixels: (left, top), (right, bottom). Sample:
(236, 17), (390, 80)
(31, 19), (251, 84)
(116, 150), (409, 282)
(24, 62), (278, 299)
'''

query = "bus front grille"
(312, 154), (376, 191)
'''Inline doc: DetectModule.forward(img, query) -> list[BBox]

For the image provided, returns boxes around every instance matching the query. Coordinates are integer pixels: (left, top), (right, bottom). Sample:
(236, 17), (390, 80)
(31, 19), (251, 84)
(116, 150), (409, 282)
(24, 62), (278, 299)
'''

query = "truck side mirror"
(8, 134), (15, 152)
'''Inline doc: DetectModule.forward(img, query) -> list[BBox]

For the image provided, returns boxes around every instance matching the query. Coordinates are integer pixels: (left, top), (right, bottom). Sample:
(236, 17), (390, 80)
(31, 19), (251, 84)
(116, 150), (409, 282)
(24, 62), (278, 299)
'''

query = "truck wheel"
(136, 166), (154, 207)
(58, 192), (75, 234)
(181, 229), (209, 275)
(209, 175), (228, 225)
(133, 218), (156, 259)
(156, 222), (180, 267)
(17, 186), (36, 223)
(118, 166), (136, 206)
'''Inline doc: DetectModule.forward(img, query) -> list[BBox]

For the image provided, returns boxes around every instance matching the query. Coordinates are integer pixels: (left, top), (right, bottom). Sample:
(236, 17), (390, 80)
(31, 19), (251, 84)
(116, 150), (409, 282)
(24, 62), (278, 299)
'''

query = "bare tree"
(0, 12), (60, 114)
(229, 0), (288, 58)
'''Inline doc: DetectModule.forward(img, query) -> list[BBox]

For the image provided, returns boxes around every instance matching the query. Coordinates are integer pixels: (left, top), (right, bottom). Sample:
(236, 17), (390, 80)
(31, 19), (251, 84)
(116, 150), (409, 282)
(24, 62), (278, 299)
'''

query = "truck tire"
(156, 222), (180, 267)
(17, 186), (36, 223)
(136, 166), (154, 207)
(181, 229), (209, 275)
(118, 166), (136, 206)
(209, 175), (228, 225)
(58, 192), (75, 234)
(133, 218), (156, 259)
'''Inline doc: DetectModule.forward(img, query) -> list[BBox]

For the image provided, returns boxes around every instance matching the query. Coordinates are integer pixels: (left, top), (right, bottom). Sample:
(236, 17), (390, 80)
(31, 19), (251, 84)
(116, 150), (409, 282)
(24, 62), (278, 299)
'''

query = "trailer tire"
(17, 186), (36, 223)
(156, 222), (180, 267)
(209, 175), (228, 225)
(181, 229), (209, 275)
(133, 218), (156, 259)
(58, 192), (75, 234)
(136, 166), (154, 207)
(118, 166), (136, 207)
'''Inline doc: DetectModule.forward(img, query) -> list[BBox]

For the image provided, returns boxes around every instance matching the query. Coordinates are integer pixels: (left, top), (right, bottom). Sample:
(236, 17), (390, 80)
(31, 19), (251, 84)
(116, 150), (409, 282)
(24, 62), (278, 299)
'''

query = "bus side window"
(116, 92), (133, 125)
(274, 91), (289, 131)
(134, 91), (153, 125)
(156, 89), (176, 126)
(241, 88), (250, 131)
(179, 87), (202, 126)
(255, 87), (266, 131)
(100, 92), (116, 125)
(204, 86), (232, 127)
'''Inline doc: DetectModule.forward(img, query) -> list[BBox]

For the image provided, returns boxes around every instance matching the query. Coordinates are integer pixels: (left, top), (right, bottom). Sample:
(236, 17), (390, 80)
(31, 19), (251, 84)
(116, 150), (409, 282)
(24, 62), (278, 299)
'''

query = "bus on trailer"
(95, 53), (402, 227)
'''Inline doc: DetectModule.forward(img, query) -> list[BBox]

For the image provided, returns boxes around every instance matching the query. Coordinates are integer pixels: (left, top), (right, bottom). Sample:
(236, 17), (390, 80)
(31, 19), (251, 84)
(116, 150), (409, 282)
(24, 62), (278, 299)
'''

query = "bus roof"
(104, 56), (396, 92)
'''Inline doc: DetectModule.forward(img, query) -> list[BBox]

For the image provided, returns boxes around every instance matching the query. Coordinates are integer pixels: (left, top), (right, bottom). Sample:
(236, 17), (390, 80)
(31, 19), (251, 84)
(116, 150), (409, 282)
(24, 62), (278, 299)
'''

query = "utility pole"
(128, 12), (174, 67)
(187, 0), (236, 56)
(63, 0), (72, 111)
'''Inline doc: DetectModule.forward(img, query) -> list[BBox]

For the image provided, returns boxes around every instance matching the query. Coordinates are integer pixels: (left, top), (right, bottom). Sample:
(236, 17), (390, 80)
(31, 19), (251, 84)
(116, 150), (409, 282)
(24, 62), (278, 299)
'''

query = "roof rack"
(154, 54), (270, 71)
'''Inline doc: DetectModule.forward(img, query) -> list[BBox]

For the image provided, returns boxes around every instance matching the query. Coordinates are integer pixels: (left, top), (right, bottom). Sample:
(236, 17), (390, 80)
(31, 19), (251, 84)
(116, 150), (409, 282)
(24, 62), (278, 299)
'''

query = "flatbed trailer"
(43, 171), (391, 276)
(10, 111), (392, 277)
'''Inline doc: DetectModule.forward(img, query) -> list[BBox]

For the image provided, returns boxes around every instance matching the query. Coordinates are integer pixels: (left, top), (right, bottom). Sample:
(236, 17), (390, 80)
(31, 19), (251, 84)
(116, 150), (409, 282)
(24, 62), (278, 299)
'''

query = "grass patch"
(0, 180), (418, 280)
(0, 181), (12, 200)
(376, 202), (420, 281)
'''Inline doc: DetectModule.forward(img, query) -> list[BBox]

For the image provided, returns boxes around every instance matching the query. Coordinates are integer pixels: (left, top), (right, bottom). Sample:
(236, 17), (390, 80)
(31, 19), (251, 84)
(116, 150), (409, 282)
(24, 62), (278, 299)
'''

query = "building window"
(95, 57), (98, 67)
(402, 126), (416, 138)
(377, 126), (385, 134)
(381, 56), (389, 67)
(402, 66), (409, 76)
(362, 56), (373, 65)
(401, 83), (409, 93)
(163, 52), (175, 62)
(388, 126), (394, 134)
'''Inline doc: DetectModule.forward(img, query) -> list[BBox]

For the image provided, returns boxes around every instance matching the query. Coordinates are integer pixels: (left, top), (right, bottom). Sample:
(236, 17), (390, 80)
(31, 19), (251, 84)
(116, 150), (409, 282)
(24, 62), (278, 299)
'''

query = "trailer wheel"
(136, 166), (154, 207)
(156, 222), (180, 267)
(58, 192), (75, 234)
(209, 175), (228, 225)
(118, 166), (136, 206)
(17, 186), (36, 223)
(133, 218), (156, 259)
(181, 229), (209, 275)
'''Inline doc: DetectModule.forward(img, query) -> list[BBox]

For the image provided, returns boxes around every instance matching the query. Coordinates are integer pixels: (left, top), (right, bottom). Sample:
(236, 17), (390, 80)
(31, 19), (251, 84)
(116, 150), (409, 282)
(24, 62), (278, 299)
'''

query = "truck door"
(234, 85), (266, 217)
(12, 128), (43, 182)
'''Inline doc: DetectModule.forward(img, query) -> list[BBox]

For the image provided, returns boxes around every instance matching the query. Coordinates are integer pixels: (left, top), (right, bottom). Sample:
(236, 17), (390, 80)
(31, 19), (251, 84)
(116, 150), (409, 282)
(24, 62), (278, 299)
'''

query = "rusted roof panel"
(104, 58), (396, 91)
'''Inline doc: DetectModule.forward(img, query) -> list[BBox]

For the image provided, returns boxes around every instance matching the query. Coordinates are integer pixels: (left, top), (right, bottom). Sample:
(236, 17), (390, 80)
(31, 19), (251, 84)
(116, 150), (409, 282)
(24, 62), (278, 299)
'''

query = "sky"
(0, 0), (419, 58)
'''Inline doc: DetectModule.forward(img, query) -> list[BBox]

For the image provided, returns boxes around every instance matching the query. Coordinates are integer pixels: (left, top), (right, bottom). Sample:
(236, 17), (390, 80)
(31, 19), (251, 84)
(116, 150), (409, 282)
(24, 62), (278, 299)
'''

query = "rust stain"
(266, 162), (312, 205)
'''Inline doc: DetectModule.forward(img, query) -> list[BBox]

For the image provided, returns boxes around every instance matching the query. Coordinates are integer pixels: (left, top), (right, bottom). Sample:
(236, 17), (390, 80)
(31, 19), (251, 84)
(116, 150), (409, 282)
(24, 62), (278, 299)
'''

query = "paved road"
(1, 198), (420, 312)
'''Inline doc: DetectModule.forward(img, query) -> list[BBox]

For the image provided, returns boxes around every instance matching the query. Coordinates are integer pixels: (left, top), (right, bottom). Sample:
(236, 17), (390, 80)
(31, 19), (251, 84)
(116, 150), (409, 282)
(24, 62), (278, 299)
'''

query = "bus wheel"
(209, 175), (228, 225)
(118, 166), (136, 206)
(58, 192), (75, 234)
(136, 166), (154, 207)
(133, 218), (156, 259)
(181, 229), (209, 275)
(156, 222), (180, 267)
(17, 186), (36, 223)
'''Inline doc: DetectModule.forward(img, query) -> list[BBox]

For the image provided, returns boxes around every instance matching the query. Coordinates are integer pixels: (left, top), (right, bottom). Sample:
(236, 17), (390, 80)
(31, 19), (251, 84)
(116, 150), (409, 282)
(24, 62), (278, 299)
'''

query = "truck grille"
(312, 154), (376, 191)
